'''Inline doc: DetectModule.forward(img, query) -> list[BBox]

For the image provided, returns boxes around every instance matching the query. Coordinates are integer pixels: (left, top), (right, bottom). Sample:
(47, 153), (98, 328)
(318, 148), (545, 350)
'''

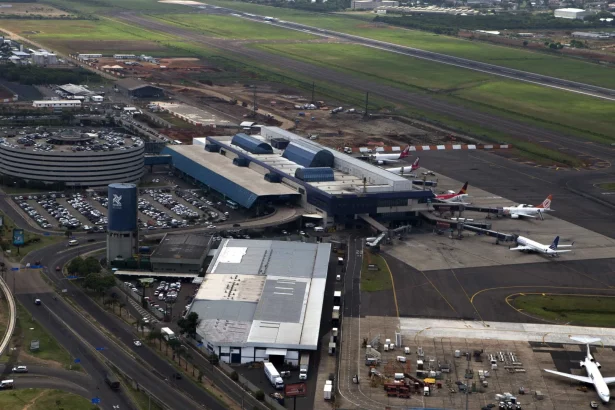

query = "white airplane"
(509, 235), (573, 256)
(386, 157), (420, 176)
(503, 195), (553, 220)
(544, 337), (615, 403)
(370, 146), (410, 165)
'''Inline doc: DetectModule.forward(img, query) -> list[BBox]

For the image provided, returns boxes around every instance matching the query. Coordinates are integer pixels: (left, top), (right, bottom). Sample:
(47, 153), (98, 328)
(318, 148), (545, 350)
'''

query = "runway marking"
(471, 285), (615, 303)
(417, 268), (458, 314)
(381, 256), (399, 318)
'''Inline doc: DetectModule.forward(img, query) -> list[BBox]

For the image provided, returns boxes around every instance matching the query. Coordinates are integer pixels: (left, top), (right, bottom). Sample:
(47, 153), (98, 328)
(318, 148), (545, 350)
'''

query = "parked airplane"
(435, 182), (469, 203)
(370, 146), (410, 165)
(509, 235), (573, 256)
(503, 195), (553, 220)
(386, 157), (420, 176)
(545, 337), (615, 403)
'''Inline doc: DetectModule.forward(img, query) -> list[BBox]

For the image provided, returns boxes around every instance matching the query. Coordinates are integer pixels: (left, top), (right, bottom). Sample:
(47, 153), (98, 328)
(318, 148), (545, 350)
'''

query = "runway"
(114, 12), (615, 156)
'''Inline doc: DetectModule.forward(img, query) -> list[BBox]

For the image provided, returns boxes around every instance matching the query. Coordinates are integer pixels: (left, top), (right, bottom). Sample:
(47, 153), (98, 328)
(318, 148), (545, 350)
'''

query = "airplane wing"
(514, 213), (536, 219)
(602, 377), (615, 384)
(509, 246), (532, 251)
(544, 369), (592, 383)
(553, 250), (572, 253)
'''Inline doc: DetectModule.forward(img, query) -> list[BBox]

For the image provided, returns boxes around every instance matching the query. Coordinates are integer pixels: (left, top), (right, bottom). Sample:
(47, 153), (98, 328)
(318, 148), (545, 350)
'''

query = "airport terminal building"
(161, 127), (433, 227)
(189, 239), (330, 365)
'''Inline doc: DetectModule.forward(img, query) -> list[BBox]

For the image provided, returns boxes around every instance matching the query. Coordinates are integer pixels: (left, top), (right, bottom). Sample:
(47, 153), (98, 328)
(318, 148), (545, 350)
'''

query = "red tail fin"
(411, 157), (420, 170)
(400, 145), (410, 159)
(537, 194), (552, 209)
(458, 182), (468, 195)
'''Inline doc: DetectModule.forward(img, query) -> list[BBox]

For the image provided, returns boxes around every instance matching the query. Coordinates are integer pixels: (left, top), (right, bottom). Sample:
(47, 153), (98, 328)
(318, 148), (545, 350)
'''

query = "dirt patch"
(22, 389), (48, 410)
(0, 3), (73, 17)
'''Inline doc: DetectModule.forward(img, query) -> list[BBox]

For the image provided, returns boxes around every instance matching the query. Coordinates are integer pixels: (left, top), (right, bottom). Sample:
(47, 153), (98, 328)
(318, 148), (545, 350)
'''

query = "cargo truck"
(299, 353), (309, 380)
(324, 380), (333, 400)
(264, 362), (284, 390)
(332, 306), (340, 325)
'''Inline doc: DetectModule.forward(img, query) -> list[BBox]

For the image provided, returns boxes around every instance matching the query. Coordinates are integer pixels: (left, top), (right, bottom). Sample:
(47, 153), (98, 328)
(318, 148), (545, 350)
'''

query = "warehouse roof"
(192, 239), (330, 350)
(115, 78), (162, 91)
(57, 84), (93, 96)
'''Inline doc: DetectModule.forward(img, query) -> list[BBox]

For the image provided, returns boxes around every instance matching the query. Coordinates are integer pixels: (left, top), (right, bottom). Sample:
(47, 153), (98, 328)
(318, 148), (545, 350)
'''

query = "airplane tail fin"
(537, 194), (553, 209)
(400, 145), (410, 159)
(411, 157), (420, 170)
(571, 336), (601, 359)
(458, 182), (468, 195)
(548, 236), (560, 250)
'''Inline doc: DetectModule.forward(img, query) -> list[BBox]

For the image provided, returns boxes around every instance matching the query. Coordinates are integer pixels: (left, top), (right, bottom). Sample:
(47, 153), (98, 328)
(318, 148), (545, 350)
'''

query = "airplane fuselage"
(584, 359), (610, 403)
(516, 236), (554, 254)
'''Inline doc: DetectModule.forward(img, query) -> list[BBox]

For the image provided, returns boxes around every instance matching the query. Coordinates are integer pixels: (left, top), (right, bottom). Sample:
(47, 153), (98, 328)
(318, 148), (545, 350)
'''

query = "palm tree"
(147, 329), (161, 349)
(119, 302), (126, 318)
(168, 338), (180, 359)
(184, 352), (192, 371)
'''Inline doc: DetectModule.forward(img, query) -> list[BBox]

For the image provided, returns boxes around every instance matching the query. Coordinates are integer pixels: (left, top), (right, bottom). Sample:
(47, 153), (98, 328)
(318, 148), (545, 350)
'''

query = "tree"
(523, 40), (528, 46)
(148, 329), (162, 350)
(196, 366), (203, 382)
(177, 312), (200, 337)
(168, 338), (180, 358)
(118, 302), (126, 318)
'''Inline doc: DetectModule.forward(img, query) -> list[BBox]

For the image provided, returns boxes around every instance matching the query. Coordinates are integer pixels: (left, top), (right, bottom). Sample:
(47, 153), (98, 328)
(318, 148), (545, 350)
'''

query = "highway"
(15, 240), (227, 410)
(211, 6), (615, 101)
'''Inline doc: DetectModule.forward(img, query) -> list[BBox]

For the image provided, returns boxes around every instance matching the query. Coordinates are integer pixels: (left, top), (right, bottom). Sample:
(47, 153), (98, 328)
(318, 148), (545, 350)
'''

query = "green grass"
(513, 294), (615, 327)
(0, 389), (94, 410)
(204, 0), (615, 89)
(151, 13), (315, 40)
(255, 42), (492, 91)
(0, 211), (63, 259)
(598, 183), (615, 191)
(12, 302), (73, 367)
(252, 42), (615, 144)
(361, 251), (392, 292)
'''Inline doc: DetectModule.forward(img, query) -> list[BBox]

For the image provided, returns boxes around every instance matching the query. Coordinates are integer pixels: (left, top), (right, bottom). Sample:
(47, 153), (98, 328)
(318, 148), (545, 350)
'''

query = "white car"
(133, 340), (142, 347)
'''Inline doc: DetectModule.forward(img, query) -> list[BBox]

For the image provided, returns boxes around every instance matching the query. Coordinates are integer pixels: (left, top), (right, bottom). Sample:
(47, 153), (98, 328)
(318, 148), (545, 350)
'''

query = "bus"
(226, 200), (239, 210)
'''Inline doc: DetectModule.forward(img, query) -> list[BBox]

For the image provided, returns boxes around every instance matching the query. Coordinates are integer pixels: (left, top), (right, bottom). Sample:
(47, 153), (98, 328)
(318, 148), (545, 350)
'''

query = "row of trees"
(240, 0), (350, 12)
(375, 11), (615, 33)
(0, 64), (102, 86)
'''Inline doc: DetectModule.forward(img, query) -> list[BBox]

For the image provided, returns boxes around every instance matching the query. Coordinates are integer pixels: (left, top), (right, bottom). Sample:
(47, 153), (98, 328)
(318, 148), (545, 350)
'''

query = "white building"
(77, 53), (102, 59)
(32, 100), (81, 108)
(31, 52), (57, 66)
(554, 8), (593, 19)
(352, 0), (398, 9)
(91, 95), (104, 102)
(113, 54), (137, 59)
(190, 239), (330, 365)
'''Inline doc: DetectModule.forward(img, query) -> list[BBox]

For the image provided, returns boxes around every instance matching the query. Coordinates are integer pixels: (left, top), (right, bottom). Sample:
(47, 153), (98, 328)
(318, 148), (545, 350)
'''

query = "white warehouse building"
(554, 8), (593, 19)
(33, 100), (81, 108)
(351, 0), (398, 9)
(190, 239), (330, 365)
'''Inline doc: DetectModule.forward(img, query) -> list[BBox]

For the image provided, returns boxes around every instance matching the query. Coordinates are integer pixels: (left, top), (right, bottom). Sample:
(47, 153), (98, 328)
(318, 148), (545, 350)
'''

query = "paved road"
(17, 241), (226, 410)
(115, 12), (615, 160)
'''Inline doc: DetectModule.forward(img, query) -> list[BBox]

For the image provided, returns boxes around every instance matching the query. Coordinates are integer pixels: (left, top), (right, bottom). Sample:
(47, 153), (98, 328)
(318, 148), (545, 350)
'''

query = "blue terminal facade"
(162, 131), (435, 225)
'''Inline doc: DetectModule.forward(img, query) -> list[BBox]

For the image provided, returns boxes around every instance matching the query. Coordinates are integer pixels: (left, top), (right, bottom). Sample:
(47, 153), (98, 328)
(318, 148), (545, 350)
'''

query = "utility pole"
(252, 87), (257, 118)
(364, 92), (369, 118)
(311, 82), (315, 103)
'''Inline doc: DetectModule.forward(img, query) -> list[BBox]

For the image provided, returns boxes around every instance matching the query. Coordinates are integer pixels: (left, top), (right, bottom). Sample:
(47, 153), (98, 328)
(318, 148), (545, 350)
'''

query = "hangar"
(115, 78), (164, 99)
(189, 239), (330, 365)
(161, 127), (434, 227)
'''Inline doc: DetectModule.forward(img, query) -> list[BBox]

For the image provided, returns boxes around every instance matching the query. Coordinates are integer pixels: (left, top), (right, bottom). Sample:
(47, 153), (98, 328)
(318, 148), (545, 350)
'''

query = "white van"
(68, 239), (79, 246)
(0, 379), (14, 389)
(314, 226), (324, 233)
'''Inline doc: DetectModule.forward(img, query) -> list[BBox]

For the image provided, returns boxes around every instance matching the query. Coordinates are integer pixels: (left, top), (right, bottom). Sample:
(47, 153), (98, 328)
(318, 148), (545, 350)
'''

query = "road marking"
(471, 285), (615, 303)
(381, 256), (399, 318)
(418, 269), (458, 314)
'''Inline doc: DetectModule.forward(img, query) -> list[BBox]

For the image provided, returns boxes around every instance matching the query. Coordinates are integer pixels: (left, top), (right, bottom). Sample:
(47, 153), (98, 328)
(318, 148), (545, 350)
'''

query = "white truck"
(161, 327), (176, 341)
(299, 353), (309, 380)
(324, 380), (333, 400)
(264, 362), (284, 390)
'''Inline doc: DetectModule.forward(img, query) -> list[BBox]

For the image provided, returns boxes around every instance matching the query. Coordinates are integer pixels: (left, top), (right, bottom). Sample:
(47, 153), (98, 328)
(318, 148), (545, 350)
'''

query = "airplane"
(503, 195), (553, 220)
(370, 146), (410, 165)
(544, 336), (615, 403)
(386, 157), (420, 176)
(509, 235), (573, 256)
(434, 182), (469, 203)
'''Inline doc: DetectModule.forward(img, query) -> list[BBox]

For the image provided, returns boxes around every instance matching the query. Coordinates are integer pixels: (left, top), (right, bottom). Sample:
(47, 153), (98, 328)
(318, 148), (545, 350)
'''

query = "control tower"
(107, 183), (138, 263)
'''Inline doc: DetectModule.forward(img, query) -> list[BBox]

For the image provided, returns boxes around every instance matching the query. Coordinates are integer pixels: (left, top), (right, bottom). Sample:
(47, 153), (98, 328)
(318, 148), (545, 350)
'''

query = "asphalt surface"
(408, 150), (615, 239)
(0, 365), (94, 399)
(15, 241), (225, 410)
(115, 12), (614, 154)
(218, 7), (615, 100)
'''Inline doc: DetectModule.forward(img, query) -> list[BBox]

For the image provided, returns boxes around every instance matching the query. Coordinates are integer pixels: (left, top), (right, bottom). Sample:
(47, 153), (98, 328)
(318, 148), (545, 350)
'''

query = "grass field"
(13, 302), (73, 367)
(0, 211), (63, 259)
(598, 183), (615, 191)
(361, 251), (392, 292)
(254, 42), (615, 144)
(512, 294), (615, 327)
(203, 0), (615, 89)
(152, 13), (315, 40)
(0, 389), (93, 410)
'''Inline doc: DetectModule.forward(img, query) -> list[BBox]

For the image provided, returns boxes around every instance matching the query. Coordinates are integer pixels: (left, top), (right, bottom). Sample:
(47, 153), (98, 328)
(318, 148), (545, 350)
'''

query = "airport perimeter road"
(209, 7), (615, 101)
(117, 13), (611, 151)
(22, 241), (227, 410)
